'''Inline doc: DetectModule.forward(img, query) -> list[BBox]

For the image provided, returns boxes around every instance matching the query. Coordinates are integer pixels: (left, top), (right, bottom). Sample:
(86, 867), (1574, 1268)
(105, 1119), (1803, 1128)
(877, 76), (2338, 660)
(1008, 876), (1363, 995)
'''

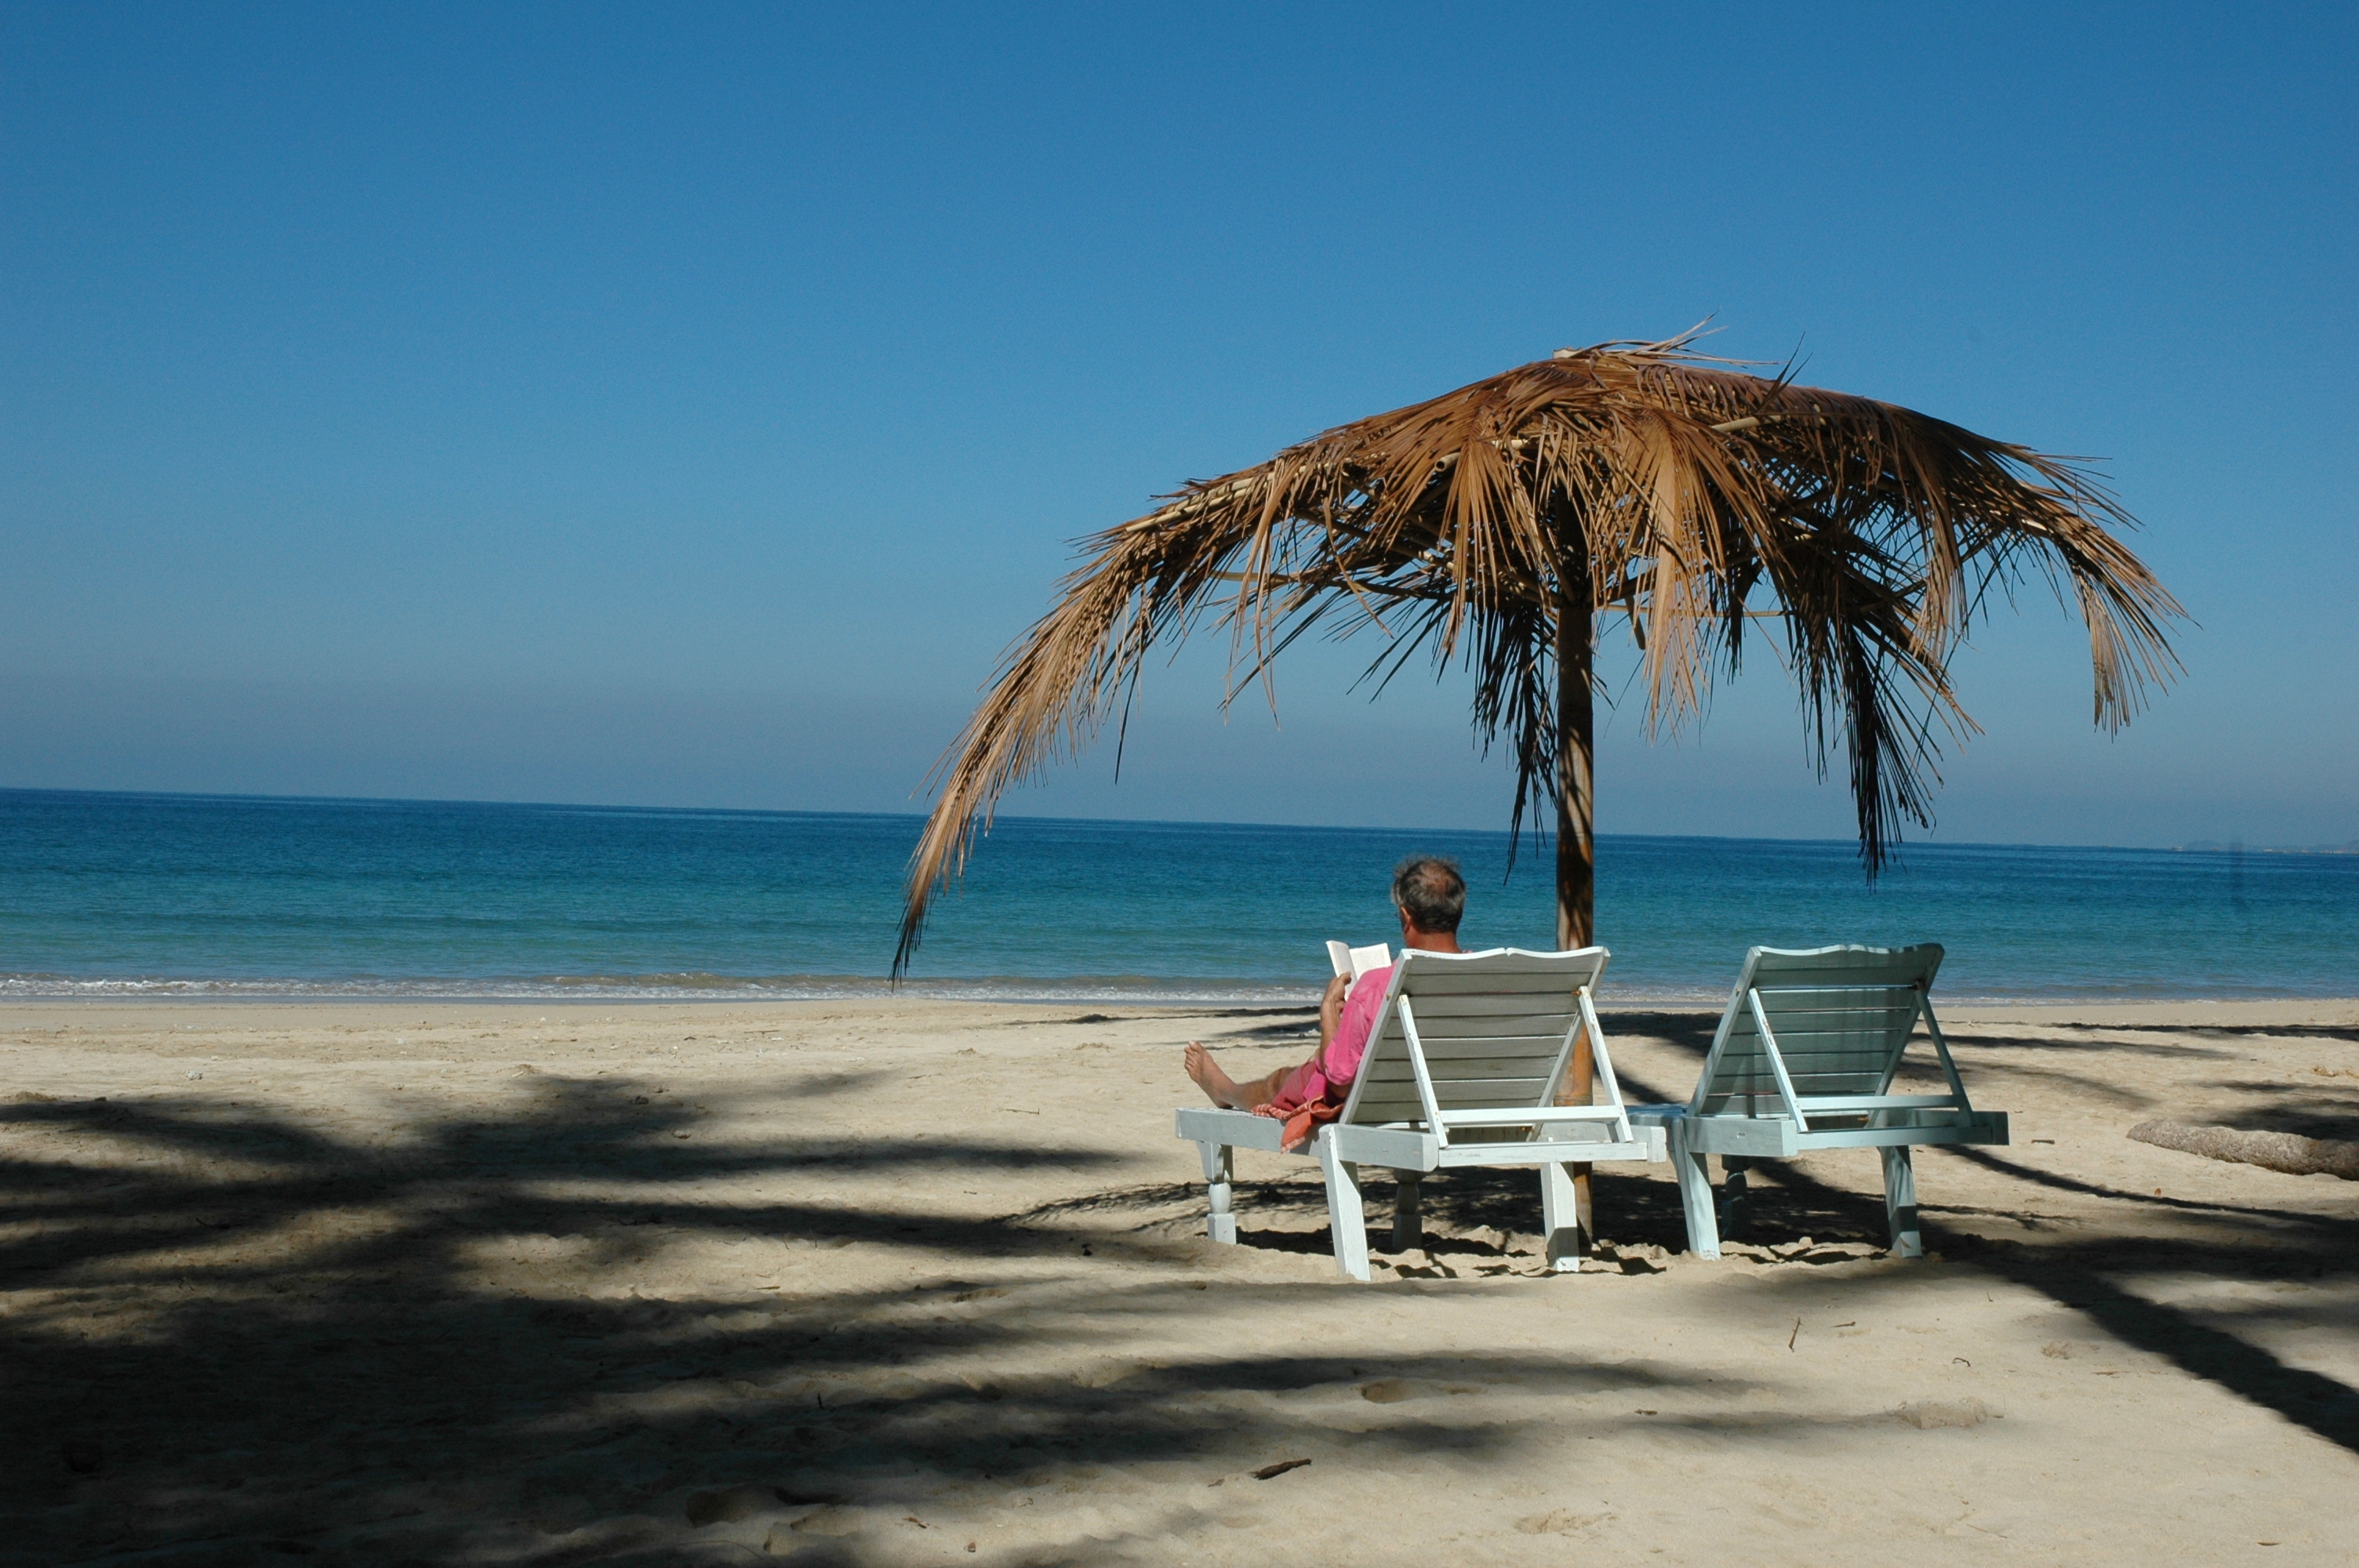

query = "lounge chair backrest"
(1343, 947), (1612, 1136)
(1691, 943), (1945, 1118)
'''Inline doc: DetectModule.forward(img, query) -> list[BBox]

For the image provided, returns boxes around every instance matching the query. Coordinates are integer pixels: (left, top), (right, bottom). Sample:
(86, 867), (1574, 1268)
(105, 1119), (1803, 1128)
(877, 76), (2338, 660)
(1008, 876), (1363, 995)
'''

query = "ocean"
(1, 788), (2351, 1004)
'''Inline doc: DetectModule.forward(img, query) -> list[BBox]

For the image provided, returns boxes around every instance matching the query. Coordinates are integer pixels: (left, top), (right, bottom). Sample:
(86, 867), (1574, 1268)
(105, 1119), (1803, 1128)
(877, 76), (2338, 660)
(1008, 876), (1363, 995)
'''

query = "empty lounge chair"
(1627, 943), (2007, 1258)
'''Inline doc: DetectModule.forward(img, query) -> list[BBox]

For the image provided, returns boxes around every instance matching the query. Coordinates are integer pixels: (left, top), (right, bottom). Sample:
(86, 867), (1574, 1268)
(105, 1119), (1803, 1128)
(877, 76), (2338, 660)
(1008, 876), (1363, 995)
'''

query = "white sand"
(2, 996), (2354, 1565)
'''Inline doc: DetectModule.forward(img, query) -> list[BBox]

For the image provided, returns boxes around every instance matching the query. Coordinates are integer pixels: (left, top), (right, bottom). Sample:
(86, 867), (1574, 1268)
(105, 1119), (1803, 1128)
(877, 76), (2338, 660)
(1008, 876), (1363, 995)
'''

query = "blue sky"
(3, 2), (2352, 848)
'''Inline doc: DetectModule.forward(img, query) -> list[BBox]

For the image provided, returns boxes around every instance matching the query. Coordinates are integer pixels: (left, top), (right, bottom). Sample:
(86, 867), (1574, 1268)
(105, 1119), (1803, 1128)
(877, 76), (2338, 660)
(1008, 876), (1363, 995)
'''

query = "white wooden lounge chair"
(1627, 943), (2008, 1259)
(1175, 947), (1667, 1281)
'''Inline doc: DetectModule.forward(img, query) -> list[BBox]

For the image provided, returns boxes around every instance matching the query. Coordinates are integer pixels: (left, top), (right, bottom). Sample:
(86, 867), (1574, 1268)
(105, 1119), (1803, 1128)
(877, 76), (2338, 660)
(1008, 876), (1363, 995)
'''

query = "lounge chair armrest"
(1795, 1094), (1961, 1113)
(1174, 1106), (1287, 1152)
(1329, 1123), (1441, 1171)
(1437, 1106), (1627, 1129)
(1432, 1123), (1666, 1167)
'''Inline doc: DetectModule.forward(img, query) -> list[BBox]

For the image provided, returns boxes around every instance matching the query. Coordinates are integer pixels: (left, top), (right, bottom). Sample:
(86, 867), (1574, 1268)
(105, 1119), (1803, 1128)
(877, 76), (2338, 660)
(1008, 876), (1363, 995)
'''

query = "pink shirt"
(1321, 965), (1393, 1087)
(1259, 964), (1392, 1118)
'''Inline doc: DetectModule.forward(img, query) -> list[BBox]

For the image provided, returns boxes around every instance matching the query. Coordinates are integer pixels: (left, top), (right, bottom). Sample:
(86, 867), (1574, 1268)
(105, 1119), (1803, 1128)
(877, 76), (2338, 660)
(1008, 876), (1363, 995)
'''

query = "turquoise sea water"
(1, 788), (2352, 1004)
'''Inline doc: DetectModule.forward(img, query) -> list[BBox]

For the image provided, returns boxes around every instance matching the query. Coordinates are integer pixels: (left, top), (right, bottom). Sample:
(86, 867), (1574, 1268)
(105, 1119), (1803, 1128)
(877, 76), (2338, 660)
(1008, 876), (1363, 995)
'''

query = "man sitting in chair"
(1183, 856), (1465, 1147)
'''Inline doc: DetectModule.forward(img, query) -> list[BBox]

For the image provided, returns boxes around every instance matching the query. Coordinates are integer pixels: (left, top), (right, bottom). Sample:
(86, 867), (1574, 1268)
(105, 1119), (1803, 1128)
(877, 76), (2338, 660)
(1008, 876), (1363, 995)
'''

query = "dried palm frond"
(893, 334), (2183, 974)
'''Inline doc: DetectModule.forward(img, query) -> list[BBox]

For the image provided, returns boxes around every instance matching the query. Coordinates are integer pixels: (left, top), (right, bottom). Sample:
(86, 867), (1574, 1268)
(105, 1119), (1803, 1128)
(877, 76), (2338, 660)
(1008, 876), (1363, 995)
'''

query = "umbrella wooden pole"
(1554, 550), (1598, 1251)
(1554, 614), (1597, 950)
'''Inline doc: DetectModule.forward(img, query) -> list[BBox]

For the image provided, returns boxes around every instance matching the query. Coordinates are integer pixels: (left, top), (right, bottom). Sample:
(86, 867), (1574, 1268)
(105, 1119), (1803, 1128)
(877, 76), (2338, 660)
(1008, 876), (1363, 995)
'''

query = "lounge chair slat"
(1779, 1062), (1929, 1083)
(1438, 1105), (1628, 1127)
(1746, 1002), (1924, 1024)
(1375, 968), (1601, 995)
(1366, 1034), (1571, 1062)
(1771, 1065), (1911, 1087)
(1351, 1083), (1558, 1115)
(1738, 1022), (1922, 1048)
(1398, 993), (1592, 1020)
(1395, 1012), (1582, 1040)
(1795, 1094), (1960, 1112)
(1747, 1043), (1914, 1067)
(1398, 1076), (1559, 1102)
(1363, 1054), (1566, 1082)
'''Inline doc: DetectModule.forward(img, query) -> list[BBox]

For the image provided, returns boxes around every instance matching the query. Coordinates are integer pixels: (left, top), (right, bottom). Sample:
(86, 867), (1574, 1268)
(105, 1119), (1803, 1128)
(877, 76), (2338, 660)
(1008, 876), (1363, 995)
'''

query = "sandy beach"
(2, 995), (2354, 1566)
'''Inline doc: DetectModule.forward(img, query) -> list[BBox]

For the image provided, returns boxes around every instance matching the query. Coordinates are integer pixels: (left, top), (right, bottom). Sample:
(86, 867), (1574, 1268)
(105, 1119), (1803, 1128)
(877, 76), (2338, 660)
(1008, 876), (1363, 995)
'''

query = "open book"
(1326, 940), (1392, 996)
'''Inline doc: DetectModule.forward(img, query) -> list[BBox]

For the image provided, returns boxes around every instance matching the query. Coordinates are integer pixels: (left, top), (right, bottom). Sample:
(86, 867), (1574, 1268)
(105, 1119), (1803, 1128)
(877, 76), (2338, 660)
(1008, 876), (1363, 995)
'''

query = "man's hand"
(1318, 971), (1350, 1043)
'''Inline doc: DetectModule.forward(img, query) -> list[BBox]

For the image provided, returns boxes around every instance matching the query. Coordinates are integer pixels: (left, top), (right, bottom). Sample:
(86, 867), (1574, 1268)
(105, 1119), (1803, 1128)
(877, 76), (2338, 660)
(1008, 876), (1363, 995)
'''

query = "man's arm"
(1315, 972), (1350, 1055)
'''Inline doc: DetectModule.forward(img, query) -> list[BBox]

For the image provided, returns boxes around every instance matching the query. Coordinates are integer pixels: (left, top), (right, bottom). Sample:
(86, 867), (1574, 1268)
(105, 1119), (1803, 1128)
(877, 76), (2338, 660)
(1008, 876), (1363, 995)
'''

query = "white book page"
(1326, 941), (1391, 996)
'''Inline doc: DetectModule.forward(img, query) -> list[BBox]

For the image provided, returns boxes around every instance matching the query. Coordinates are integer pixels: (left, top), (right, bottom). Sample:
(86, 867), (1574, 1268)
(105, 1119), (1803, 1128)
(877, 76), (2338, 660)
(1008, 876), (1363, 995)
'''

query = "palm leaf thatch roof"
(894, 333), (2182, 974)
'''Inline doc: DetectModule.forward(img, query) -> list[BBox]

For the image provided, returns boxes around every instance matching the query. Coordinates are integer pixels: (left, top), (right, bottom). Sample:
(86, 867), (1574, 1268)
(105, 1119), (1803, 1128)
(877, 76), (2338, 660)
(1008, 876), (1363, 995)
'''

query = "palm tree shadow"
(0, 1071), (1187, 1562)
(8, 1035), (2357, 1563)
(0, 1059), (1888, 1563)
(2048, 1021), (2359, 1045)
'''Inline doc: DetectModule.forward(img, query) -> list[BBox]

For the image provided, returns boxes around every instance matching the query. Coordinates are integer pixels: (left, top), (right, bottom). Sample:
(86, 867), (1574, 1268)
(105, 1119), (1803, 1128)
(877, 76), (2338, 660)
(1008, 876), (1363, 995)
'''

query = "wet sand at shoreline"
(2, 996), (2355, 1565)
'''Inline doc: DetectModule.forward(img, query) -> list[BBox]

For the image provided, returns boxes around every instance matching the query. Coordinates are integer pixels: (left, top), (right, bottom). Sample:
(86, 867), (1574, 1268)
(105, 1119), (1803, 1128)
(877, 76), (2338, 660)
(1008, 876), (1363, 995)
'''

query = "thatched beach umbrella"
(896, 332), (2181, 973)
(892, 332), (2182, 1242)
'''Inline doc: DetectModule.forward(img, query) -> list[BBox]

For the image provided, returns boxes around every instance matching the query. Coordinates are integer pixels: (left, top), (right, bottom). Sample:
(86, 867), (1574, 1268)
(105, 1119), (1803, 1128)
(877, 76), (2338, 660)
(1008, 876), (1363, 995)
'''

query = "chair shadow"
(1166, 1029), (2359, 1465)
(1601, 1033), (2359, 1454)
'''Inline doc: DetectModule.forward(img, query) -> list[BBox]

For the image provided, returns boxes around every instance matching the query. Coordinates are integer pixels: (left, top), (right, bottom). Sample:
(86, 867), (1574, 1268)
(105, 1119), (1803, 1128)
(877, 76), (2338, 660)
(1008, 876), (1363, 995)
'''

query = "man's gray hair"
(1391, 855), (1467, 935)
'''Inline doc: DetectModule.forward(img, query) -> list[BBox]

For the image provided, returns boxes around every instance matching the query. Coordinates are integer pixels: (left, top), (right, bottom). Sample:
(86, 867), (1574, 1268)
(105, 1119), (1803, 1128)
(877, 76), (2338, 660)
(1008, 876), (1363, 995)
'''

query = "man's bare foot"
(1183, 1041), (1250, 1109)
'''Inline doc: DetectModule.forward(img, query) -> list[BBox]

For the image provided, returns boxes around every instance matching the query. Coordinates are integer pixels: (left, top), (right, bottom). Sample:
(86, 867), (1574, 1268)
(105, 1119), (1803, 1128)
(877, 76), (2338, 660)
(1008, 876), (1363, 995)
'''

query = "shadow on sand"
(2, 1007), (2355, 1563)
(2, 1065), (1688, 1564)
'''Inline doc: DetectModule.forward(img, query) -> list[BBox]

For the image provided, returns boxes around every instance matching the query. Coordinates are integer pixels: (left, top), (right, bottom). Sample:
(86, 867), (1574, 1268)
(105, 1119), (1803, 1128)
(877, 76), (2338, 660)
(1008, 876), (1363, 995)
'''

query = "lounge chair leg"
(1881, 1145), (1922, 1258)
(1541, 1160), (1584, 1272)
(1196, 1141), (1237, 1245)
(1718, 1157), (1751, 1238)
(1390, 1173), (1423, 1254)
(1671, 1122), (1721, 1260)
(1566, 1026), (1596, 1253)
(1316, 1131), (1371, 1281)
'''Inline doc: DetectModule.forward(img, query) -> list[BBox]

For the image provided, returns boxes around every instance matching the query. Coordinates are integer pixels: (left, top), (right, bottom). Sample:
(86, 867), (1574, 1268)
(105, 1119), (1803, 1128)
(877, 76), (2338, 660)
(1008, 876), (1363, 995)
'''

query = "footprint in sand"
(1897, 1397), (2000, 1429)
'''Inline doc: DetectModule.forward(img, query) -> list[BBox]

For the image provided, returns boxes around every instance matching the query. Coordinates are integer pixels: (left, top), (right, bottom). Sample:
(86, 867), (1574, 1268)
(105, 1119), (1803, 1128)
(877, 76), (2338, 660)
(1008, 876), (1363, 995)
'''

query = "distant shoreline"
(8, 784), (2351, 858)
(9, 988), (2358, 1011)
(2172, 840), (2359, 856)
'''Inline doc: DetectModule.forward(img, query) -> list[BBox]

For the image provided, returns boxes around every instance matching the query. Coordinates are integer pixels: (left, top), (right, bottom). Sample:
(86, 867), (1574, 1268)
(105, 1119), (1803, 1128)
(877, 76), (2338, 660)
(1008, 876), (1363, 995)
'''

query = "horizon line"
(5, 784), (2350, 859)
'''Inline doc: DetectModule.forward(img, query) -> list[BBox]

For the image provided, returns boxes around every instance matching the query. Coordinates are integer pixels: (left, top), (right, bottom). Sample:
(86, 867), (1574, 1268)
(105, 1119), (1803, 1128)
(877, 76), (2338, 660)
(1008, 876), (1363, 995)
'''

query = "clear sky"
(3, 2), (2352, 849)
